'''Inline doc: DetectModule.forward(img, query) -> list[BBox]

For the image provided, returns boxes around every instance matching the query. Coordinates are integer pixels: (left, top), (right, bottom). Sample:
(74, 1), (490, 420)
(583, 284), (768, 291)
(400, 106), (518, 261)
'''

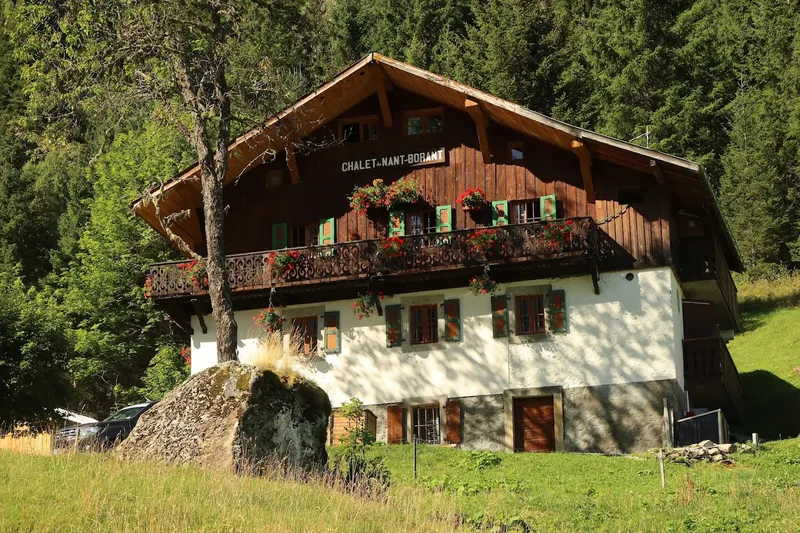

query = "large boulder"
(114, 362), (331, 473)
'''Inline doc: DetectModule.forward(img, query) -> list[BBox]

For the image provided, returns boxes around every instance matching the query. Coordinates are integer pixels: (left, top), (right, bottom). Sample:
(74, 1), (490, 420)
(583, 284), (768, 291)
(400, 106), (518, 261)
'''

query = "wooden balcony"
(678, 237), (740, 332)
(148, 218), (617, 304)
(683, 336), (745, 424)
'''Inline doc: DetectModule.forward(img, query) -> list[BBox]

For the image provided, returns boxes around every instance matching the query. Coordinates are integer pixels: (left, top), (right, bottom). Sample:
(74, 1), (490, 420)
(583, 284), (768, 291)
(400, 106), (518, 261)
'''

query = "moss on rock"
(114, 362), (331, 474)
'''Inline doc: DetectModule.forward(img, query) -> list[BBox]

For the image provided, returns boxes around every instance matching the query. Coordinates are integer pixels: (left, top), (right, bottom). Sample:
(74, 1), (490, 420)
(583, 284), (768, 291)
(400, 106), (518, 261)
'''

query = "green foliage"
(0, 273), (72, 427)
(136, 346), (189, 401)
(458, 450), (502, 471)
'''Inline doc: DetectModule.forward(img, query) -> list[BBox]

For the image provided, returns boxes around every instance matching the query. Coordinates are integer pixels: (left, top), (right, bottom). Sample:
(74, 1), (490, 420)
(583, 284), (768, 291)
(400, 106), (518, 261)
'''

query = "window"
(407, 211), (437, 236)
(512, 200), (541, 224)
(410, 304), (438, 344)
(405, 108), (444, 135)
(291, 223), (319, 247)
(516, 294), (546, 335)
(509, 142), (524, 161)
(412, 406), (440, 444)
(266, 170), (283, 189)
(292, 316), (318, 355)
(618, 186), (646, 205)
(339, 116), (379, 143)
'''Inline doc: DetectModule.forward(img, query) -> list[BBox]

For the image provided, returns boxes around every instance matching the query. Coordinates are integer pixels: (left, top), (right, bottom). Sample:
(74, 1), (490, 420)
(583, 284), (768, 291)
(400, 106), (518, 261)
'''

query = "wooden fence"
(0, 431), (53, 455)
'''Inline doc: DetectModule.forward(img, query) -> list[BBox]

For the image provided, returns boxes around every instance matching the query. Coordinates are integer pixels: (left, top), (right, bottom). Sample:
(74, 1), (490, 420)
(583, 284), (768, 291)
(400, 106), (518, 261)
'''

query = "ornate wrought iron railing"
(148, 217), (599, 299)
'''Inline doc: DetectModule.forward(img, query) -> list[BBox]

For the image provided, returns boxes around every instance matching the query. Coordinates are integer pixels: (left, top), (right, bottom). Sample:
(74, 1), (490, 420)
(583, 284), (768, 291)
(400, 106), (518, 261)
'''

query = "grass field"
(728, 276), (800, 439)
(2, 439), (799, 532)
(2, 277), (799, 532)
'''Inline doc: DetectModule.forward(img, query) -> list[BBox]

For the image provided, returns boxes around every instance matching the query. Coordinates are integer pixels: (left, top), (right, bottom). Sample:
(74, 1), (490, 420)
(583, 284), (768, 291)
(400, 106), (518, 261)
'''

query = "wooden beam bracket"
(650, 159), (665, 185)
(375, 70), (393, 128)
(571, 139), (595, 204)
(465, 99), (492, 163)
(286, 144), (300, 184)
(191, 298), (208, 335)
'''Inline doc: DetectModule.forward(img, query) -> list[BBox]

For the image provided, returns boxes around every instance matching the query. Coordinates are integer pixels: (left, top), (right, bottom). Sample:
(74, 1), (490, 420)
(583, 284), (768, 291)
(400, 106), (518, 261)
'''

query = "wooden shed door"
(513, 397), (555, 452)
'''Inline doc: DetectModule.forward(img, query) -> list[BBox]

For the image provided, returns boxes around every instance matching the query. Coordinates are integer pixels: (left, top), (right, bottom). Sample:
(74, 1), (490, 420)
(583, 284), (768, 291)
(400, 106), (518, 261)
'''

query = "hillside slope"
(728, 277), (800, 439)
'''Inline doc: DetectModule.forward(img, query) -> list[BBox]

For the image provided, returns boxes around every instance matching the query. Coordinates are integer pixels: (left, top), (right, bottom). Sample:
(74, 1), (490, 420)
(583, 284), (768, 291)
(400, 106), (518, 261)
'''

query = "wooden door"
(513, 397), (555, 452)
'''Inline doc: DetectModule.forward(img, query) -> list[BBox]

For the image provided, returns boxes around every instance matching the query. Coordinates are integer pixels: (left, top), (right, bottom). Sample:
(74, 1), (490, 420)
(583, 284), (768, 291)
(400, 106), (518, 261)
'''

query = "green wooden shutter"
(323, 311), (341, 353)
(385, 304), (402, 347)
(540, 195), (557, 221)
(444, 299), (461, 342)
(491, 295), (508, 338)
(319, 218), (335, 245)
(436, 205), (452, 232)
(492, 200), (509, 226)
(389, 210), (405, 236)
(272, 223), (288, 249)
(549, 290), (568, 333)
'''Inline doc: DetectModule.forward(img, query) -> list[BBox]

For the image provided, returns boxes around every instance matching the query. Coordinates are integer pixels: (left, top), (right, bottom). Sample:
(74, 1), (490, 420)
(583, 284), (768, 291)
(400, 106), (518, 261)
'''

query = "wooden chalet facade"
(135, 54), (744, 453)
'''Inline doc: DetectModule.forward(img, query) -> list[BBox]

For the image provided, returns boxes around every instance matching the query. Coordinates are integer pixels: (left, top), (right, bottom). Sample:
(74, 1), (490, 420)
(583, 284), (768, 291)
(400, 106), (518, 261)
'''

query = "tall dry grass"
(735, 271), (800, 307)
(0, 451), (460, 532)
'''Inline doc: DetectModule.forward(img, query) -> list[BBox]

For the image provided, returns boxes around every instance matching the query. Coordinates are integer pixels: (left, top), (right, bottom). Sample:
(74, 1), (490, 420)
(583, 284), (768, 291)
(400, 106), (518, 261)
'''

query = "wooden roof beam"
(650, 159), (665, 185)
(286, 144), (300, 184)
(465, 99), (491, 163)
(571, 140), (595, 204)
(375, 69), (393, 128)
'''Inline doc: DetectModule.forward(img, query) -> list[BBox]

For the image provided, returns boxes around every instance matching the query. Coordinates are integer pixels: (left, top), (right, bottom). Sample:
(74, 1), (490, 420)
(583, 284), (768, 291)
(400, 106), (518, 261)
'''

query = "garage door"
(513, 396), (555, 452)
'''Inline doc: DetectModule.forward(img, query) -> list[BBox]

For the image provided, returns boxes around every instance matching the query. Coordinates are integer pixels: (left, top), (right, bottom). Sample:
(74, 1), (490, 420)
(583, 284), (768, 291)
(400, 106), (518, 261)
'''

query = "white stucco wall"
(191, 267), (685, 407)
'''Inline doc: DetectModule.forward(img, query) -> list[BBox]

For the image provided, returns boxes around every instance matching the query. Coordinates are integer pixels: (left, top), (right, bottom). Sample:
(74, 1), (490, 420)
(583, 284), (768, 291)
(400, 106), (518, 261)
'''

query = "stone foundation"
(356, 379), (683, 454)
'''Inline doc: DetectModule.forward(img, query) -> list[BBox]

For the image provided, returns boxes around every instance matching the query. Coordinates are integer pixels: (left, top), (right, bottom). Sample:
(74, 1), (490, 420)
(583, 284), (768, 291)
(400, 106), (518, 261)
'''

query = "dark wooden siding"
(223, 89), (672, 267)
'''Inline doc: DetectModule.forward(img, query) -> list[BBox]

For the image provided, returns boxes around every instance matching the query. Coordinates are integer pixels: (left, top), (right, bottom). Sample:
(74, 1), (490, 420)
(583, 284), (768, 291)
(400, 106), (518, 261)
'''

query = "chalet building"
(135, 54), (744, 454)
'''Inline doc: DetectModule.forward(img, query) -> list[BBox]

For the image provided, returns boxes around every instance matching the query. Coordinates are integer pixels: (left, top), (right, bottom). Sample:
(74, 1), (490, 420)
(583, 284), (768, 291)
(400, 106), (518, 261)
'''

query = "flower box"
(457, 188), (488, 212)
(542, 220), (575, 253)
(268, 250), (304, 278)
(377, 236), (410, 262)
(348, 177), (421, 214)
(178, 260), (208, 290)
(465, 229), (509, 258)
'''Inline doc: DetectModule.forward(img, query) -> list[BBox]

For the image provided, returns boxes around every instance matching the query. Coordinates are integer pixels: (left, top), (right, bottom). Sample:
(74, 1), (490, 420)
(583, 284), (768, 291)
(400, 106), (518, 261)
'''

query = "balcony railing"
(679, 237), (739, 330)
(683, 336), (745, 422)
(148, 218), (599, 299)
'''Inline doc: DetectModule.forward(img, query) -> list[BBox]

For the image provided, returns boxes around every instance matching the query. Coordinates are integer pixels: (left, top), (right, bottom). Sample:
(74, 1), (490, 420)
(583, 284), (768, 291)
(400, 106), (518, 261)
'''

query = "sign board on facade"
(341, 148), (446, 173)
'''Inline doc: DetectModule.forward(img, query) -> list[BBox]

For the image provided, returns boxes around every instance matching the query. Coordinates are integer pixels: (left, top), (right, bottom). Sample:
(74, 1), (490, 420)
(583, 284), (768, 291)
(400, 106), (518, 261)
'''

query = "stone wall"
(563, 379), (684, 453)
(460, 394), (505, 451)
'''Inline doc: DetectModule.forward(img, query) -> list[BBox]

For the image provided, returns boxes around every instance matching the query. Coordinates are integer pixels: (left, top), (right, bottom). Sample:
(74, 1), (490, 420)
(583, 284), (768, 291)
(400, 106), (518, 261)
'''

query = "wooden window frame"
(404, 107), (444, 136)
(290, 223), (319, 248)
(338, 115), (379, 143)
(410, 304), (438, 345)
(412, 405), (441, 444)
(406, 210), (437, 236)
(508, 141), (524, 162)
(292, 316), (319, 355)
(515, 294), (547, 335)
(511, 199), (541, 224)
(265, 169), (283, 189)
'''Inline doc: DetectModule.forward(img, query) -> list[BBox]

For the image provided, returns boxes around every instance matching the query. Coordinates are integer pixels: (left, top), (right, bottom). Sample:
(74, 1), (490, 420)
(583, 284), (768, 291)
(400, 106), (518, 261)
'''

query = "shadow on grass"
(737, 369), (800, 440)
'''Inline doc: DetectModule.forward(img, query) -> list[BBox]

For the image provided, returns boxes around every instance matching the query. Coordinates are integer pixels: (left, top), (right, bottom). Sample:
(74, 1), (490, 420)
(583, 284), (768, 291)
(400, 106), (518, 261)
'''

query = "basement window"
(412, 406), (440, 444)
(618, 185), (646, 205)
(292, 316), (318, 355)
(516, 294), (546, 335)
(410, 304), (438, 344)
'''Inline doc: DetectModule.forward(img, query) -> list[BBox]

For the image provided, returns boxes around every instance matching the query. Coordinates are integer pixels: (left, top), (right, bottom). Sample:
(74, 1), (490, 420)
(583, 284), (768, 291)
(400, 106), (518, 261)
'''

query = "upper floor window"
(405, 108), (444, 135)
(407, 211), (437, 235)
(292, 316), (318, 355)
(266, 170), (283, 189)
(508, 142), (524, 161)
(291, 223), (319, 247)
(512, 200), (541, 224)
(339, 116), (379, 143)
(410, 304), (438, 344)
(516, 294), (546, 335)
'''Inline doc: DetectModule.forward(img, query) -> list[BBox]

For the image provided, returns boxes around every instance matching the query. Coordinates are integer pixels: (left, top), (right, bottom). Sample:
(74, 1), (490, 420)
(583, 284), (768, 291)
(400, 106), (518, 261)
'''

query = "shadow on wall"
(738, 370), (800, 440)
(302, 270), (684, 453)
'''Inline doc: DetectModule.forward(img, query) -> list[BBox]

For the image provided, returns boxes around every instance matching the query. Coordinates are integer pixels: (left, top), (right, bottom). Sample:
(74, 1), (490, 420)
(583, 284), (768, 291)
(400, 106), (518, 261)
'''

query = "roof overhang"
(133, 53), (742, 271)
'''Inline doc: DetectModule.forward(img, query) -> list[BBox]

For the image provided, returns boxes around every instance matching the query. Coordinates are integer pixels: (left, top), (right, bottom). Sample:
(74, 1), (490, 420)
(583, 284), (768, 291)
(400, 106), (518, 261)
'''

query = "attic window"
(618, 186), (646, 205)
(405, 108), (444, 135)
(509, 142), (524, 161)
(339, 116), (379, 143)
(266, 170), (283, 189)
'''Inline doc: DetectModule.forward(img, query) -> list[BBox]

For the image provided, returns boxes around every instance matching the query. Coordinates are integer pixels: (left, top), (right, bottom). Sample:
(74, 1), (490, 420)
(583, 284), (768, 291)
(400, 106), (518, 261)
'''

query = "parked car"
(53, 402), (156, 452)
